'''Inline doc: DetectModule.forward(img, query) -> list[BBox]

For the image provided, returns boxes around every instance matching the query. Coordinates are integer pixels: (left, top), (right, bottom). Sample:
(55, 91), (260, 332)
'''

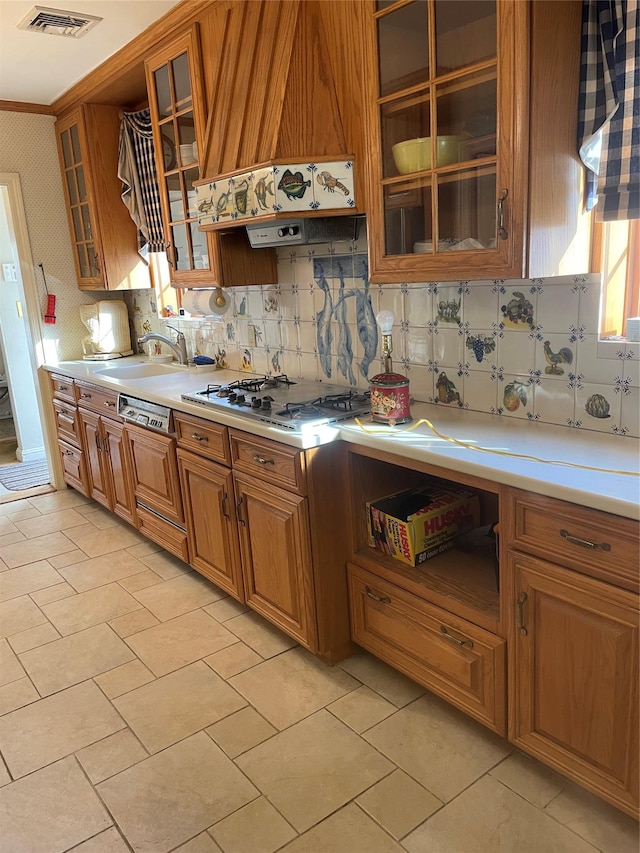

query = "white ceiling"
(0, 0), (181, 105)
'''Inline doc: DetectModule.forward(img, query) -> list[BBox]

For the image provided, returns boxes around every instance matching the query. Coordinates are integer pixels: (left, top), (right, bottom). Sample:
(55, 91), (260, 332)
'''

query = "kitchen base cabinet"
(75, 382), (136, 526)
(345, 444), (505, 732)
(126, 422), (186, 559)
(234, 470), (317, 650)
(177, 447), (244, 600)
(56, 439), (89, 497)
(349, 562), (506, 734)
(509, 552), (639, 818)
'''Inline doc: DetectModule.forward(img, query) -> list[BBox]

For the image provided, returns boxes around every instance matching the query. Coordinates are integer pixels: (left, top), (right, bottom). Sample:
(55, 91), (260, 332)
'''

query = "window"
(598, 219), (639, 339)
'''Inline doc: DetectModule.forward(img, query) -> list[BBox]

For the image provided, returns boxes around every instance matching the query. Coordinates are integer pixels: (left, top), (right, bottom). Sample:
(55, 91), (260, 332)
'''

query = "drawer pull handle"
(440, 626), (474, 648)
(252, 454), (275, 466)
(365, 586), (390, 604)
(65, 449), (74, 457)
(81, 393), (92, 399)
(559, 529), (611, 552)
(191, 433), (209, 442)
(95, 434), (102, 452)
(517, 591), (528, 636)
(104, 401), (116, 408)
(59, 385), (68, 391)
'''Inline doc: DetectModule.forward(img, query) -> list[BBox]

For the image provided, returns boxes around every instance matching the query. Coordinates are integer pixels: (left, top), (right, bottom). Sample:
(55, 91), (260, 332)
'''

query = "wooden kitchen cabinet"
(363, 0), (591, 282)
(175, 412), (244, 599)
(76, 382), (136, 525)
(234, 469), (317, 650)
(144, 24), (276, 289)
(345, 443), (506, 730)
(230, 429), (316, 648)
(55, 105), (151, 291)
(509, 552), (639, 818)
(506, 488), (640, 818)
(50, 374), (89, 496)
(125, 420), (188, 560)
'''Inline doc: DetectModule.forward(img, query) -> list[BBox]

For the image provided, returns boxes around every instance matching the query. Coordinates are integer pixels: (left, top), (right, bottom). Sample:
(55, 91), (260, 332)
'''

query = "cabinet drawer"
(348, 563), (506, 734)
(50, 373), (76, 404)
(57, 439), (89, 496)
(136, 504), (189, 563)
(508, 489), (639, 592)
(174, 412), (230, 464)
(230, 430), (305, 494)
(75, 381), (120, 418)
(53, 399), (81, 447)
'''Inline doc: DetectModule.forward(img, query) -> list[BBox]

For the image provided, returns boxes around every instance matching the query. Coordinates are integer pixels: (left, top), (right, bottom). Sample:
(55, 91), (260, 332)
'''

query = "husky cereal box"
(367, 485), (480, 566)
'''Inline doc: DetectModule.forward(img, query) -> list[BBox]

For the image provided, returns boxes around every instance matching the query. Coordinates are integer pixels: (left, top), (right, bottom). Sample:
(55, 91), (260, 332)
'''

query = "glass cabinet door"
(369, 0), (513, 280)
(146, 28), (210, 282)
(57, 115), (102, 286)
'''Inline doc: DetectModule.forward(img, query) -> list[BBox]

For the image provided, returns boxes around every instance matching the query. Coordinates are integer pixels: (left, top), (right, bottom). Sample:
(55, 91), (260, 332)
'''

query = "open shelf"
(347, 447), (502, 632)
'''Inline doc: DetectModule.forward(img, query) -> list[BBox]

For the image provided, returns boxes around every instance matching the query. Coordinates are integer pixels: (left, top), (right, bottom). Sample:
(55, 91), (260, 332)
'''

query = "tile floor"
(0, 488), (638, 853)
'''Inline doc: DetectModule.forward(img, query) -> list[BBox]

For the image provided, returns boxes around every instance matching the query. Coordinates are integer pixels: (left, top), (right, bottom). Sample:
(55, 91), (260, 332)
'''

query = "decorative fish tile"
(251, 168), (277, 216)
(194, 181), (217, 227)
(275, 164), (315, 213)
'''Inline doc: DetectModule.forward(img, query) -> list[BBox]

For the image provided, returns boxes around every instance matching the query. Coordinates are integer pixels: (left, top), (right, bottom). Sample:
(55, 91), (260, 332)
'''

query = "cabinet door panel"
(102, 418), (136, 525)
(178, 449), (244, 600)
(510, 553), (639, 818)
(57, 439), (89, 497)
(78, 409), (110, 508)
(234, 472), (317, 650)
(126, 424), (184, 525)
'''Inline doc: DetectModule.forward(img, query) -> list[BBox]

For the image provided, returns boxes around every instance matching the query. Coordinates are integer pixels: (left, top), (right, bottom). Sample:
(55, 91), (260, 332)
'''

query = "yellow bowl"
(392, 136), (463, 174)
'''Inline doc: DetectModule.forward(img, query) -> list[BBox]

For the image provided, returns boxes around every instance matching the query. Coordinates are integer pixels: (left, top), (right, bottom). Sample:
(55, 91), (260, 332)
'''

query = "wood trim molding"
(51, 0), (216, 116)
(0, 100), (55, 115)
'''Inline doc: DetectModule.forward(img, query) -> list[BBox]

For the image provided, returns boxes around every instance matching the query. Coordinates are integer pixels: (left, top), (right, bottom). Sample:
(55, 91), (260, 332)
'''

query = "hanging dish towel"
(118, 109), (166, 256)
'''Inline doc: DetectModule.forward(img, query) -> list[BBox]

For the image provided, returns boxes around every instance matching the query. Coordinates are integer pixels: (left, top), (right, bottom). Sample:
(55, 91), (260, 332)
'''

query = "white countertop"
(43, 358), (640, 521)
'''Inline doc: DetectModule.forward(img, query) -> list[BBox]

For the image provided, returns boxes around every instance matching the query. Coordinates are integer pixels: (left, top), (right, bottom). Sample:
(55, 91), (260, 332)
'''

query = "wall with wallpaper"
(0, 111), (112, 363)
(125, 228), (639, 439)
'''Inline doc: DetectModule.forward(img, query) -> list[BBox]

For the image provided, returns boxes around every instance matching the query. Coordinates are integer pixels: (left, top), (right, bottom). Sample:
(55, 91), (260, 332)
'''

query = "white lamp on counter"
(368, 310), (412, 425)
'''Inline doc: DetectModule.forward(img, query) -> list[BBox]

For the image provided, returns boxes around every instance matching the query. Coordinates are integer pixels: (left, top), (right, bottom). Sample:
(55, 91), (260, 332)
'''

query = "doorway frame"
(0, 172), (62, 489)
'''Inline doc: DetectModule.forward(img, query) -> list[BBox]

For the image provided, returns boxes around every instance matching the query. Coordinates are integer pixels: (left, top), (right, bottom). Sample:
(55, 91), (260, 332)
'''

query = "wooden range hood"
(195, 0), (366, 230)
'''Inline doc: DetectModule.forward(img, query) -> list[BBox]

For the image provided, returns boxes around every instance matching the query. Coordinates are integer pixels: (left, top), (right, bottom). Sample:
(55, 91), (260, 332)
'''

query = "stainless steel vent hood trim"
(246, 216), (362, 249)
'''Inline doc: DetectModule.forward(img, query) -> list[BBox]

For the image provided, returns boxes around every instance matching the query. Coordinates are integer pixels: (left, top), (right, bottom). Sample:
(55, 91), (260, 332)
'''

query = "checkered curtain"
(118, 109), (166, 255)
(578, 0), (639, 221)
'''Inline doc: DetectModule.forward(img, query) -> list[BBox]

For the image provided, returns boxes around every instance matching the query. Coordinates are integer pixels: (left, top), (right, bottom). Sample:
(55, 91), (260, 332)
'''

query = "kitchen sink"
(94, 361), (188, 380)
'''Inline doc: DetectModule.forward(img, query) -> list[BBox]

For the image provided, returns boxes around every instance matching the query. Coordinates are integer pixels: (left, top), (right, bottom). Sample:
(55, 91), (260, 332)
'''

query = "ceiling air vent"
(17, 5), (102, 38)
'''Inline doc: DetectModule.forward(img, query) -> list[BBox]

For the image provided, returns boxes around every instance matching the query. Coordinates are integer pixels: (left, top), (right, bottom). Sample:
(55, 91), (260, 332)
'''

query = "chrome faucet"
(137, 326), (189, 365)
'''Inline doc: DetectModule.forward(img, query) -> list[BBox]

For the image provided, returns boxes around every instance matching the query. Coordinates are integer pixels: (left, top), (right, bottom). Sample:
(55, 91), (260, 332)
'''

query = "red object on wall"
(44, 294), (56, 324)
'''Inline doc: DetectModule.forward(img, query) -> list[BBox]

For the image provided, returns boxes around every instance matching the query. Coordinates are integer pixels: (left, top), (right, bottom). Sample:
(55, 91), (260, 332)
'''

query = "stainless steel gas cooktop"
(181, 375), (370, 432)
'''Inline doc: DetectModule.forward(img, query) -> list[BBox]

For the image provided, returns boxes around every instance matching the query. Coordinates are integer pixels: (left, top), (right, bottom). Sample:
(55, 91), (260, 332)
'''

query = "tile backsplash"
(124, 231), (639, 438)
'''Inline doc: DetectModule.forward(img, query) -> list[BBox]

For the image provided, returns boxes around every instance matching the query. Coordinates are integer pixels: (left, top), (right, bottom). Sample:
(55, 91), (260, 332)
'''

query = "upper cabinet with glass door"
(55, 105), (151, 291)
(365, 0), (525, 282)
(145, 27), (212, 285)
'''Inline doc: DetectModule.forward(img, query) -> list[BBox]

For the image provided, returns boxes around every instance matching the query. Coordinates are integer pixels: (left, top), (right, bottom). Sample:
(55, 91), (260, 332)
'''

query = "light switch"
(2, 263), (17, 282)
(16, 301), (23, 317)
